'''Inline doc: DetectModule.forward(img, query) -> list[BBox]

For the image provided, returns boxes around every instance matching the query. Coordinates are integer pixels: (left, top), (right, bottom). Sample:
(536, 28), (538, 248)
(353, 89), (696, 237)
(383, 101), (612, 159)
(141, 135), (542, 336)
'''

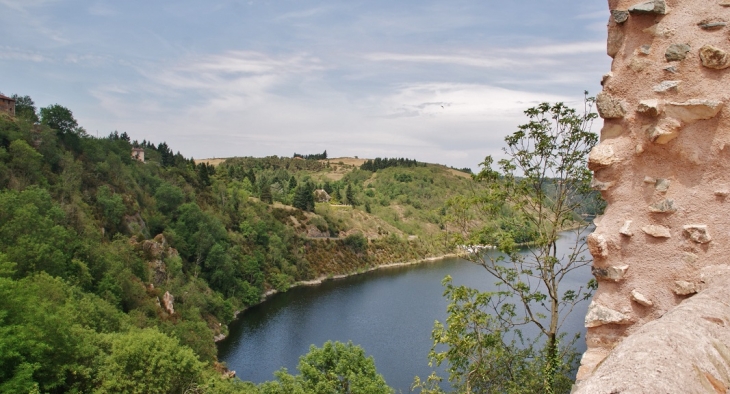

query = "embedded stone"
(587, 233), (609, 258)
(592, 265), (629, 282)
(620, 220), (634, 236)
(644, 176), (657, 184)
(714, 189), (730, 197)
(596, 92), (626, 119)
(664, 65), (679, 74)
(642, 224), (671, 238)
(665, 43), (690, 61)
(612, 10), (630, 24)
(607, 26), (625, 58)
(591, 177), (614, 191)
(639, 45), (651, 55)
(722, 1), (730, 6)
(700, 45), (730, 69)
(585, 301), (633, 328)
(650, 199), (677, 213)
(645, 24), (676, 38)
(653, 80), (681, 93)
(673, 280), (697, 295)
(588, 144), (619, 170)
(682, 252), (699, 265)
(649, 117), (682, 144)
(635, 144), (644, 154)
(664, 100), (723, 123)
(655, 178), (670, 193)
(601, 72), (613, 86)
(600, 123), (624, 141)
(698, 20), (727, 30)
(637, 99), (663, 116)
(628, 56), (652, 72)
(628, 0), (668, 14)
(683, 225), (712, 243)
(631, 289), (654, 307)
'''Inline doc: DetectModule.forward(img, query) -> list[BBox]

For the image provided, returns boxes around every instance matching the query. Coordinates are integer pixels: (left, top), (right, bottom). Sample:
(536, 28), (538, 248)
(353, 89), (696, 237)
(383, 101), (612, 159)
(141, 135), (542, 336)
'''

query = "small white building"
(131, 147), (145, 162)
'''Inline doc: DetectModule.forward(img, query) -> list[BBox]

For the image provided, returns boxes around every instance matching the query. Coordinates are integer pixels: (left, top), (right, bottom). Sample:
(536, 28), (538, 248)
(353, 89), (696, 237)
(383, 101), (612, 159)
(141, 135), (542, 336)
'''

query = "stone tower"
(579, 0), (730, 383)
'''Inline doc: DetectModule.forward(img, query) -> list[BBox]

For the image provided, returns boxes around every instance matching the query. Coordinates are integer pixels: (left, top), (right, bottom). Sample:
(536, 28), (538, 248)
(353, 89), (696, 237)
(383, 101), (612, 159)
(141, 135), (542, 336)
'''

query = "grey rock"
(649, 199), (677, 213)
(665, 43), (691, 62)
(664, 100), (724, 123)
(640, 45), (652, 55)
(628, 0), (668, 14)
(163, 291), (175, 314)
(591, 177), (614, 191)
(585, 301), (633, 328)
(592, 265), (629, 282)
(700, 45), (730, 69)
(664, 65), (679, 73)
(649, 117), (682, 144)
(699, 21), (727, 30)
(631, 289), (654, 307)
(588, 144), (619, 170)
(673, 280), (697, 296)
(587, 233), (609, 259)
(637, 99), (662, 116)
(683, 225), (712, 243)
(596, 92), (626, 119)
(607, 27), (625, 58)
(612, 10), (630, 24)
(655, 178), (670, 193)
(642, 224), (671, 238)
(620, 220), (634, 236)
(653, 80), (681, 92)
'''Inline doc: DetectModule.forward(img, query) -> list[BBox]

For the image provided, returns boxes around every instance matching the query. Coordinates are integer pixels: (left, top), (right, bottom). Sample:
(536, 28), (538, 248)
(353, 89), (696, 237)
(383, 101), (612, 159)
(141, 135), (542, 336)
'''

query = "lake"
(217, 230), (592, 392)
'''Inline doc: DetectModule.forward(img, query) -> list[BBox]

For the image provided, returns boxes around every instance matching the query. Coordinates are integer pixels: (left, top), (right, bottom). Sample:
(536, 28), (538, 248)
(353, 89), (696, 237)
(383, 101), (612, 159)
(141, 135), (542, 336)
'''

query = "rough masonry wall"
(578, 0), (730, 382)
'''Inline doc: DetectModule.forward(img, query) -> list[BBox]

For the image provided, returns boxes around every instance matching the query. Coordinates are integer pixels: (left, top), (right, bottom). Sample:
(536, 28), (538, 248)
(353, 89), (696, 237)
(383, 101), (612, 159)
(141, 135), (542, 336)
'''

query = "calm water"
(218, 230), (592, 392)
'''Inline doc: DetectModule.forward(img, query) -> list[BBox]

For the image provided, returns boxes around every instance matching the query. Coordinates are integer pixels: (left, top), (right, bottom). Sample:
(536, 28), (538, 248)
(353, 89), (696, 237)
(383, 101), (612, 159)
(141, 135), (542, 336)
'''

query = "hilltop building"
(131, 147), (145, 162)
(0, 94), (15, 116)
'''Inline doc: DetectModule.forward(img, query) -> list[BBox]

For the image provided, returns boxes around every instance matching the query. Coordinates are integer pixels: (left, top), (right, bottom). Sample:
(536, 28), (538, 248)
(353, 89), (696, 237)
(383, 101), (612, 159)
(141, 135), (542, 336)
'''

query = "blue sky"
(1, 0), (609, 170)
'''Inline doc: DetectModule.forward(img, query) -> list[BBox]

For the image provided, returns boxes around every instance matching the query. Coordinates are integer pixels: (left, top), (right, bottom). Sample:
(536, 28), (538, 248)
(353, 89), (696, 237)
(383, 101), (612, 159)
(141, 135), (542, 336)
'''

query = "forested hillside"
(0, 97), (478, 392)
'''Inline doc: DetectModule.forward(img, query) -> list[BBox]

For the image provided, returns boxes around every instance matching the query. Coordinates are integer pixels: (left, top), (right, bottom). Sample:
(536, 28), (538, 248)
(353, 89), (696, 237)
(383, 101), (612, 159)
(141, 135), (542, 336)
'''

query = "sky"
(0, 0), (610, 170)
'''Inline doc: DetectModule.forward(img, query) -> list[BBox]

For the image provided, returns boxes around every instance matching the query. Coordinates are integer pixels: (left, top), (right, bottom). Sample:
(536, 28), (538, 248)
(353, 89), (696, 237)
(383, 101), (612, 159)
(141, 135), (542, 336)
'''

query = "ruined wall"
(578, 0), (730, 382)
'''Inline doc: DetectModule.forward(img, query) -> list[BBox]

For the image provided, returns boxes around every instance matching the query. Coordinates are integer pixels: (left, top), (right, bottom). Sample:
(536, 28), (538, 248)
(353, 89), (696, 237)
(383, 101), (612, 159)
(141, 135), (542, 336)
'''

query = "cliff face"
(579, 0), (730, 383)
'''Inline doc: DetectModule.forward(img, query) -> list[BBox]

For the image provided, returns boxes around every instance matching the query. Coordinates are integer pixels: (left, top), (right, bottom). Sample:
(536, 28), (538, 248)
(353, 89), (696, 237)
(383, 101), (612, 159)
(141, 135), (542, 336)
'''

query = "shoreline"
(214, 252), (459, 342)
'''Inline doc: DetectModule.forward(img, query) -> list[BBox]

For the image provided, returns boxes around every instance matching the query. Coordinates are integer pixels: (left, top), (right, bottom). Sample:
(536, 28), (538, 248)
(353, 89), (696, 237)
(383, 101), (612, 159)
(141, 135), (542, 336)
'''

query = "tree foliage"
(440, 95), (601, 393)
(40, 104), (79, 135)
(259, 341), (393, 394)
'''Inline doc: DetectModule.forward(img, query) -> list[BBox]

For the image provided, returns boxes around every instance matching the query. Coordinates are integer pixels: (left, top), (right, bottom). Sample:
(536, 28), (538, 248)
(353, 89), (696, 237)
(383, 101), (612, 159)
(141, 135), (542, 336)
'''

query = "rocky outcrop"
(579, 0), (730, 385)
(574, 266), (730, 393)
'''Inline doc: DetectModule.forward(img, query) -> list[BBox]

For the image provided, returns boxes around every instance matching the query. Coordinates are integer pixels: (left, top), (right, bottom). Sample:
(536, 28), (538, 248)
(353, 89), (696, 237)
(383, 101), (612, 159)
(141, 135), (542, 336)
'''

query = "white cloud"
(0, 46), (48, 62)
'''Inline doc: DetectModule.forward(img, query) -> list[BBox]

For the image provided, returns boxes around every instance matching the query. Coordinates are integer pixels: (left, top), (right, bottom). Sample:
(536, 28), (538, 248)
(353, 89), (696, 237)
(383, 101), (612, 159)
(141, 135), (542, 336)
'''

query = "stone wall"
(578, 0), (730, 383)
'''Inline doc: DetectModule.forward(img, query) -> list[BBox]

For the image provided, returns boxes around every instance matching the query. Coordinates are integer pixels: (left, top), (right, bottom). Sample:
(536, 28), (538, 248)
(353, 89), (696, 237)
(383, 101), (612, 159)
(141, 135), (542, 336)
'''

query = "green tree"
(345, 183), (357, 206)
(11, 94), (39, 123)
(293, 182), (314, 212)
(448, 96), (600, 393)
(8, 139), (44, 189)
(40, 104), (78, 135)
(96, 328), (205, 394)
(154, 182), (185, 215)
(260, 341), (393, 394)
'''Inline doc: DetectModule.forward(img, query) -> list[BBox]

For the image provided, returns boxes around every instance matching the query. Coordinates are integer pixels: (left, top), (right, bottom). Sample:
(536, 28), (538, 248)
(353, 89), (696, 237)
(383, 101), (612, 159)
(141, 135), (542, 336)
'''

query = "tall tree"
(444, 94), (600, 393)
(11, 94), (39, 123)
(39, 104), (78, 135)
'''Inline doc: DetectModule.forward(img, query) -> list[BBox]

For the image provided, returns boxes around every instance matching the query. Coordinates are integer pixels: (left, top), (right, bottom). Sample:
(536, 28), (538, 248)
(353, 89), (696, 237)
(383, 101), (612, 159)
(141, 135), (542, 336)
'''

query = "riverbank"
(214, 252), (459, 342)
